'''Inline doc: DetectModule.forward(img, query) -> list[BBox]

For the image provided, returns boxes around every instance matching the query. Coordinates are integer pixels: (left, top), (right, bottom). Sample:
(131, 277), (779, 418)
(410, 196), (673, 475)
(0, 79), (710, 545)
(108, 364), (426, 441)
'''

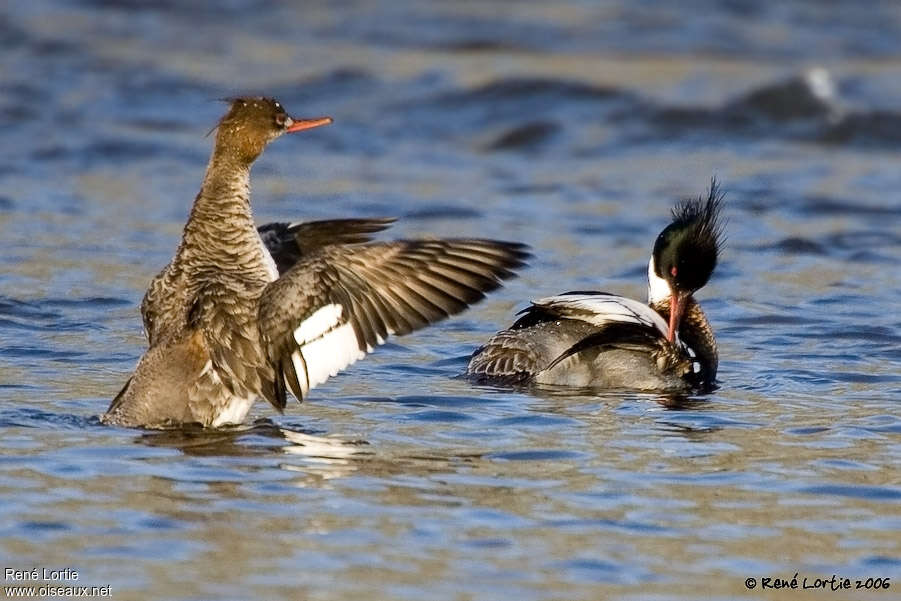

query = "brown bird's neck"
(197, 147), (252, 209)
(176, 147), (266, 274)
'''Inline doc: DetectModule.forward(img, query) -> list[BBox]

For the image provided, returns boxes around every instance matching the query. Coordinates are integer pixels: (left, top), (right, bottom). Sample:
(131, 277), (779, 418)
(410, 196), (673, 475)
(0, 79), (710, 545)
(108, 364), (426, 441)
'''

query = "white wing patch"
(294, 304), (344, 345)
(289, 304), (369, 398)
(531, 293), (676, 343)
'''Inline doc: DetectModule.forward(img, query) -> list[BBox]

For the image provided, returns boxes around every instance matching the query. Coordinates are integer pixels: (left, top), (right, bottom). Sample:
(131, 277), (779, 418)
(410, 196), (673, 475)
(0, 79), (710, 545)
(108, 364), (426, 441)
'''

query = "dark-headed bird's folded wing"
(467, 291), (679, 382)
(257, 239), (529, 407)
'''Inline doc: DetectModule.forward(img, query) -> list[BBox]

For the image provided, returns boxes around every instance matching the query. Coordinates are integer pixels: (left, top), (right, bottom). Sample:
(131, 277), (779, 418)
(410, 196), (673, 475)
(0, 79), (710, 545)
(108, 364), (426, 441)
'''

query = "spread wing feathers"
(523, 291), (675, 342)
(258, 218), (396, 275)
(258, 239), (530, 403)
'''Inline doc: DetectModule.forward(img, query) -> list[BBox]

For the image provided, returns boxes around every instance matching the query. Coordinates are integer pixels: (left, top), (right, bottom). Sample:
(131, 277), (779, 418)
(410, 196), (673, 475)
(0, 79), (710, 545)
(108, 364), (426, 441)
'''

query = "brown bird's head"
(212, 96), (332, 165)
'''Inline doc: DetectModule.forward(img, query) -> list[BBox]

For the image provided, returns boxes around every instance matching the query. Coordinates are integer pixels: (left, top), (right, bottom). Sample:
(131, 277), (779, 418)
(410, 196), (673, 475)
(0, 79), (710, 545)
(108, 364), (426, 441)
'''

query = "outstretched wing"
(258, 218), (396, 274)
(257, 239), (530, 406)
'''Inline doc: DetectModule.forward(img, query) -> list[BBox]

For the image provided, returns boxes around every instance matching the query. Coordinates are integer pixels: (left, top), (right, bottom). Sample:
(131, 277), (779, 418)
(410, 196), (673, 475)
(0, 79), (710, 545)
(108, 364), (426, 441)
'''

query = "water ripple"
(3, 2), (901, 599)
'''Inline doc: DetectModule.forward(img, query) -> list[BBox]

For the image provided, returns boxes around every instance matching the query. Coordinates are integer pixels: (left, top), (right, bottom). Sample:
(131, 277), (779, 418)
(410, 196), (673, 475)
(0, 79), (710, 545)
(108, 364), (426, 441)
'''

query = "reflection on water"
(139, 423), (373, 482)
(1, 0), (900, 599)
(280, 430), (370, 484)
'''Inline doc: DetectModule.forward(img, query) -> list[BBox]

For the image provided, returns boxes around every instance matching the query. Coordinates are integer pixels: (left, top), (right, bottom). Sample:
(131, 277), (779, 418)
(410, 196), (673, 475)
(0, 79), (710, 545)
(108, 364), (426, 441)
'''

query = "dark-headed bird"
(467, 182), (724, 392)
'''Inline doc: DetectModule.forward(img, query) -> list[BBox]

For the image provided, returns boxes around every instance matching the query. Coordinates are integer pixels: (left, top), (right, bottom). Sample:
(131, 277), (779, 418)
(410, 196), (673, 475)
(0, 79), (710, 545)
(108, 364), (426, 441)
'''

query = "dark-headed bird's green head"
(212, 96), (332, 165)
(649, 179), (725, 342)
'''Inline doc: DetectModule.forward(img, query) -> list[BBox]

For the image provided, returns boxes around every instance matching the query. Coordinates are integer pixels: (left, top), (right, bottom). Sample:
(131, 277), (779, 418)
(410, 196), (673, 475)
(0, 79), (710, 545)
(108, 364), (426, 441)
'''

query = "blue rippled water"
(1, 1), (900, 599)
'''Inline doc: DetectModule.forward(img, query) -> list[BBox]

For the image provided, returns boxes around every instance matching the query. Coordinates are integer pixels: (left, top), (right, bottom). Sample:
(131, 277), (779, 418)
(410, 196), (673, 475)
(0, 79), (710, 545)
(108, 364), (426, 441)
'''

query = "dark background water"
(1, 1), (900, 599)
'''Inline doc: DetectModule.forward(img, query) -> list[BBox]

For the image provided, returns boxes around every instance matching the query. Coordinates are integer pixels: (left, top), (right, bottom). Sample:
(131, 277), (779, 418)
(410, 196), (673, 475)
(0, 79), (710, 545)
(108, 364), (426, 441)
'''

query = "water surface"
(1, 1), (900, 599)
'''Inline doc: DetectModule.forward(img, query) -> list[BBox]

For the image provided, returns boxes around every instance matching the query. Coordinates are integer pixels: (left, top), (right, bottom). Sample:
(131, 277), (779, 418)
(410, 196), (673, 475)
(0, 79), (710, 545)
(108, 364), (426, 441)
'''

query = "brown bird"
(103, 97), (528, 428)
